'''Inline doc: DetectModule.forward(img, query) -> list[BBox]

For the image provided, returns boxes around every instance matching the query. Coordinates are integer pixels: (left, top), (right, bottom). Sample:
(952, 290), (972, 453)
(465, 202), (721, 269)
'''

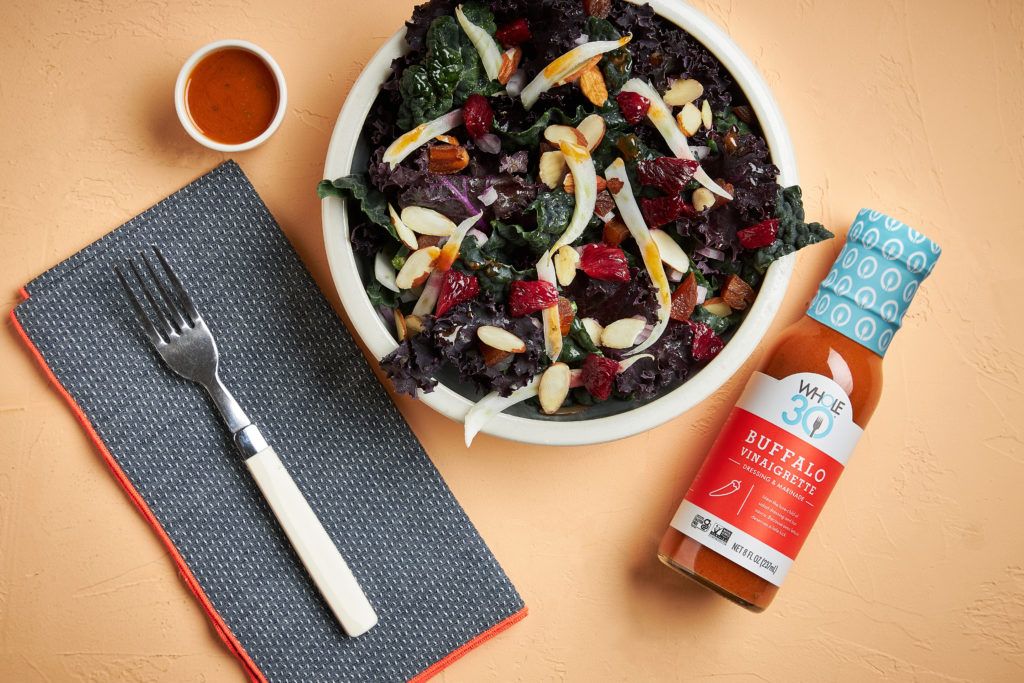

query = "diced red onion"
(477, 186), (498, 206)
(667, 267), (684, 283)
(631, 322), (656, 346)
(569, 369), (584, 388)
(573, 33), (590, 46)
(476, 132), (502, 154)
(696, 285), (708, 305)
(468, 228), (489, 246)
(505, 69), (526, 97)
(696, 246), (726, 261)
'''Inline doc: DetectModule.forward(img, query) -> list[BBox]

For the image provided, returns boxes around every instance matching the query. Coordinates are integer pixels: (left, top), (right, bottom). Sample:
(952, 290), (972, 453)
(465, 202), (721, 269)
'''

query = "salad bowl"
(322, 0), (799, 446)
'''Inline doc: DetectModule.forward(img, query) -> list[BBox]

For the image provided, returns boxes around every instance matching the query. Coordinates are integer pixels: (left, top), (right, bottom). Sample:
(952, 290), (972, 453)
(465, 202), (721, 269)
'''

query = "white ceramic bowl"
(322, 0), (798, 446)
(175, 39), (288, 152)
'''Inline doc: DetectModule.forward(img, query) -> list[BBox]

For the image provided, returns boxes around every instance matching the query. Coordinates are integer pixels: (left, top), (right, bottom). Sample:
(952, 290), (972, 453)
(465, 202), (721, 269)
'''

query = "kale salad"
(319, 0), (832, 444)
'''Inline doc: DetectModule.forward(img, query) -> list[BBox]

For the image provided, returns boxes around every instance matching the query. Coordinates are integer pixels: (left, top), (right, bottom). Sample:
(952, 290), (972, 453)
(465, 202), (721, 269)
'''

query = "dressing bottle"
(657, 209), (941, 611)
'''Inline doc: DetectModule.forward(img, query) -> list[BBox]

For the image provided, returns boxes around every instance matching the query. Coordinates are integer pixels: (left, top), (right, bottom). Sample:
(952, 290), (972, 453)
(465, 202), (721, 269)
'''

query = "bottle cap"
(807, 209), (941, 356)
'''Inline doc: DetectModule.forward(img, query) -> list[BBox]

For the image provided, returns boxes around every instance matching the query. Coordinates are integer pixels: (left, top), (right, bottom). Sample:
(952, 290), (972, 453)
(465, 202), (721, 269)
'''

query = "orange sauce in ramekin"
(185, 48), (279, 145)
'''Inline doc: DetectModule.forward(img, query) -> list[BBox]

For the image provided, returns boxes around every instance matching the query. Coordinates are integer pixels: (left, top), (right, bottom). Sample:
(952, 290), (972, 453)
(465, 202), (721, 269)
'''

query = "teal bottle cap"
(807, 209), (941, 356)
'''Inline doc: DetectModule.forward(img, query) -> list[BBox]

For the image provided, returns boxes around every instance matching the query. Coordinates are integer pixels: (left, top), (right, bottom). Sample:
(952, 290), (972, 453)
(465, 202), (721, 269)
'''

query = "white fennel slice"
(436, 212), (483, 271)
(604, 158), (672, 356)
(464, 376), (541, 446)
(548, 141), (596, 252)
(382, 108), (464, 169)
(520, 36), (632, 110)
(455, 5), (503, 81)
(411, 270), (443, 316)
(374, 251), (400, 293)
(536, 251), (563, 361)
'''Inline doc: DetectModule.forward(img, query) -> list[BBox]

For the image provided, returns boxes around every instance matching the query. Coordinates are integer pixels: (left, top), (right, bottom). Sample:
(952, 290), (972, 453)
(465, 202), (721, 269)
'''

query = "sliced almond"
(434, 134), (459, 146)
(601, 318), (646, 349)
(427, 143), (470, 174)
(579, 65), (608, 107)
(557, 55), (603, 85)
(539, 150), (568, 189)
(677, 102), (702, 137)
(649, 229), (690, 273)
(497, 47), (522, 85)
(721, 274), (755, 311)
(563, 173), (607, 194)
(663, 78), (703, 107)
(538, 362), (572, 415)
(544, 124), (588, 148)
(405, 314), (425, 337)
(476, 325), (527, 353)
(553, 244), (580, 286)
(581, 317), (604, 344)
(577, 113), (607, 151)
(703, 297), (733, 317)
(395, 246), (440, 289)
(394, 309), (407, 341)
(692, 187), (715, 212)
(701, 99), (713, 130)
(389, 203), (419, 250)
(401, 206), (456, 236)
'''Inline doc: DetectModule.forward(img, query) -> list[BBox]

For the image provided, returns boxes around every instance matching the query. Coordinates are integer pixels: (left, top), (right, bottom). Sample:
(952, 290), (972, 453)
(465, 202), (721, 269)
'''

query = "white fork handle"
(245, 447), (378, 637)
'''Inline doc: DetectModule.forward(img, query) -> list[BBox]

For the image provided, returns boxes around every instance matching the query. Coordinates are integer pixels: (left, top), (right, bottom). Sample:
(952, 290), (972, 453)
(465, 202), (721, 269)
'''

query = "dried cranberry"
(435, 269), (480, 317)
(737, 219), (780, 249)
(581, 353), (619, 401)
(508, 280), (558, 317)
(583, 0), (612, 19)
(495, 18), (531, 47)
(640, 195), (687, 228)
(687, 321), (725, 362)
(578, 244), (630, 282)
(462, 94), (494, 139)
(637, 157), (700, 194)
(615, 91), (650, 125)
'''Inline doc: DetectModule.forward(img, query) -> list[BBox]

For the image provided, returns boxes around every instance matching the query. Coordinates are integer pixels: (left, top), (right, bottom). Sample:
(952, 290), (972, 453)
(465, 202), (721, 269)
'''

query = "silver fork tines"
(114, 246), (246, 432)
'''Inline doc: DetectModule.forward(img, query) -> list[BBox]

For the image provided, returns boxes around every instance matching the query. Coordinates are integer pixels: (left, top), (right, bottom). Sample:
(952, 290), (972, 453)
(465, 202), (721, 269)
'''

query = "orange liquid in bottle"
(657, 316), (882, 611)
(657, 209), (939, 611)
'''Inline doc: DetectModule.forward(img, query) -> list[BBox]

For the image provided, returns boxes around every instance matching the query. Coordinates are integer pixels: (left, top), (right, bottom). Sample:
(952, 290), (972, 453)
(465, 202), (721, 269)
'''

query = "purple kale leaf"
(380, 315), (443, 396)
(398, 173), (540, 222)
(565, 269), (659, 327)
(614, 320), (693, 400)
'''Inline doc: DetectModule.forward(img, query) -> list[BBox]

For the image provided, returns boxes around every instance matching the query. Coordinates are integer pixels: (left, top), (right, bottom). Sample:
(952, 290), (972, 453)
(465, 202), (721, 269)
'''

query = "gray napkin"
(11, 161), (525, 682)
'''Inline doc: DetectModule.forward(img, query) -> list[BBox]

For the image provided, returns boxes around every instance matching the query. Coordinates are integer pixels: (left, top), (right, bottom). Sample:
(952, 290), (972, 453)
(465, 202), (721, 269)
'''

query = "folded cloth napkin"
(10, 161), (525, 682)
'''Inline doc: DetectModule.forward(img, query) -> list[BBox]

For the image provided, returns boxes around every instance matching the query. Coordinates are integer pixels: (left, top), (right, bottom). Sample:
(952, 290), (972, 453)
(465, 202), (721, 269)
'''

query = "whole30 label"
(671, 372), (863, 586)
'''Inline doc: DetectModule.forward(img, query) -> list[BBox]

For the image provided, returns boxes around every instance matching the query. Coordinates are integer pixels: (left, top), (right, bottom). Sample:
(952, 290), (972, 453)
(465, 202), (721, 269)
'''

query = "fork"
(115, 246), (378, 637)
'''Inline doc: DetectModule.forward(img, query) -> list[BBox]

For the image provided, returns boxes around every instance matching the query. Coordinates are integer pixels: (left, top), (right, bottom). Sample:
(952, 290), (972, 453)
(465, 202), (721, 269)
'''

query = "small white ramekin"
(174, 39), (288, 152)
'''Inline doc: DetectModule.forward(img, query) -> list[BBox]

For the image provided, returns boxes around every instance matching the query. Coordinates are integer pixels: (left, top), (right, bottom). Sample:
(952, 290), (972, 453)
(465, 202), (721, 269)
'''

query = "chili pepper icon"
(708, 479), (742, 497)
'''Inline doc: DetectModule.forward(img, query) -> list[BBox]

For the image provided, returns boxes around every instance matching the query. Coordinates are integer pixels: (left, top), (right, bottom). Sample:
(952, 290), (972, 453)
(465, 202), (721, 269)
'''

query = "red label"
(684, 407), (845, 560)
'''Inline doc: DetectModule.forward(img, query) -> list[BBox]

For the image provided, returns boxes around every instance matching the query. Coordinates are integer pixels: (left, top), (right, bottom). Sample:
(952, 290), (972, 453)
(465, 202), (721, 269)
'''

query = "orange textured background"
(1, 0), (1022, 680)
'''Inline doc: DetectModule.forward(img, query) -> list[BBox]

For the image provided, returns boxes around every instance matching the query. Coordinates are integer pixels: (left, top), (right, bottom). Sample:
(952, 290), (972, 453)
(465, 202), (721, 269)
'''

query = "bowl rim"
(321, 0), (799, 447)
(174, 38), (289, 153)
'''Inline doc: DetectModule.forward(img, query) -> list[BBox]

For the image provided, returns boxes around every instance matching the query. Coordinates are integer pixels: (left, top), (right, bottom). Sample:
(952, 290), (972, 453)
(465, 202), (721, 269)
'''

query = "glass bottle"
(657, 209), (941, 611)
